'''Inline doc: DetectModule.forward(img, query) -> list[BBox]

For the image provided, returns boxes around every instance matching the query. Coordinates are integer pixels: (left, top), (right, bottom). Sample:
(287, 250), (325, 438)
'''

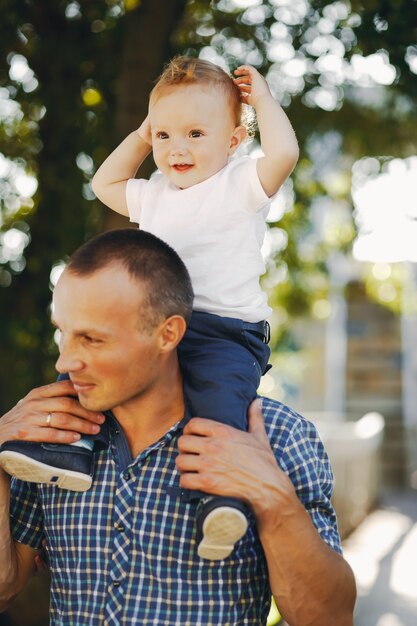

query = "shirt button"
(123, 472), (130, 481)
(115, 523), (125, 532)
(113, 580), (121, 587)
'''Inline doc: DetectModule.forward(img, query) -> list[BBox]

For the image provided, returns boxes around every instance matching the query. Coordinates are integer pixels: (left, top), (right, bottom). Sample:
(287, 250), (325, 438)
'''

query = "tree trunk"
(104, 0), (188, 231)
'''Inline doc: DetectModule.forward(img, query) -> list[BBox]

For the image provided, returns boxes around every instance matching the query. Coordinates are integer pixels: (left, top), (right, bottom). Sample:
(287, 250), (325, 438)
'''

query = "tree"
(1, 0), (416, 412)
(2, 1), (417, 623)
(0, 0), (188, 412)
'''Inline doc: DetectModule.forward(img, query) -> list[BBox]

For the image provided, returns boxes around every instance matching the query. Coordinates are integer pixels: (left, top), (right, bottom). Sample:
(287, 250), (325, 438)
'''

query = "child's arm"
(91, 116), (152, 216)
(234, 66), (299, 198)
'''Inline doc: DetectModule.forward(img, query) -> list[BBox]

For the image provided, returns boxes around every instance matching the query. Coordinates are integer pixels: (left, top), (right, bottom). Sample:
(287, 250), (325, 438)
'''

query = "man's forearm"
(176, 402), (356, 625)
(259, 500), (356, 626)
(0, 471), (20, 610)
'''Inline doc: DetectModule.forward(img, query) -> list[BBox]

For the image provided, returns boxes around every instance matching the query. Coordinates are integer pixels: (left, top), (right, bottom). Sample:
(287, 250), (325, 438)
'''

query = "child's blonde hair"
(150, 56), (245, 129)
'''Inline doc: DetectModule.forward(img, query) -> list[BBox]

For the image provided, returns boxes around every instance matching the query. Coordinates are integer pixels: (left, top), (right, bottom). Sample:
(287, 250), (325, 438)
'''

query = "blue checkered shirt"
(10, 397), (342, 626)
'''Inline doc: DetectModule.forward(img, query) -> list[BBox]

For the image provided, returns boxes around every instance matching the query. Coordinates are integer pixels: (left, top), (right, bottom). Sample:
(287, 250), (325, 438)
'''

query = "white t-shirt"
(126, 156), (272, 322)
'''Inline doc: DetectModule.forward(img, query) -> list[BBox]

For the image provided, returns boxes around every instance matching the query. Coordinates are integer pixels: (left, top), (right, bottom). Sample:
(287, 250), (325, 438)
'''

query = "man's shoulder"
(261, 396), (319, 448)
(261, 396), (305, 430)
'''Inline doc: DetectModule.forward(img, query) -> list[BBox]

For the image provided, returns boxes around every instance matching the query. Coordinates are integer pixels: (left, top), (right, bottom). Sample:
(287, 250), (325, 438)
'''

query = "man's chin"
(77, 391), (108, 413)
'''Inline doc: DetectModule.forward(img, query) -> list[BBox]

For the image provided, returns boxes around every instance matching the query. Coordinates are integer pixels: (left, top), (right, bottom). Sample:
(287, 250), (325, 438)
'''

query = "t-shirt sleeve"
(230, 156), (275, 215)
(274, 417), (343, 554)
(9, 478), (45, 549)
(126, 178), (149, 225)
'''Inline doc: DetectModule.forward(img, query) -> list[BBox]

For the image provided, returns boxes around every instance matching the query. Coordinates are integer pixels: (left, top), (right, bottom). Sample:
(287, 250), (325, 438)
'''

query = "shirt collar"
(93, 406), (190, 452)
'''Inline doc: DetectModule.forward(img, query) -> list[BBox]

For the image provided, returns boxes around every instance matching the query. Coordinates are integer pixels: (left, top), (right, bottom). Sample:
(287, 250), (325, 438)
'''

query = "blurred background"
(0, 1), (416, 625)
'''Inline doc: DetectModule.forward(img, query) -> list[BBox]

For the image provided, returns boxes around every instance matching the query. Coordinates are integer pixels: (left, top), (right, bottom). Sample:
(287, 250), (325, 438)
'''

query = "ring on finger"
(46, 412), (53, 426)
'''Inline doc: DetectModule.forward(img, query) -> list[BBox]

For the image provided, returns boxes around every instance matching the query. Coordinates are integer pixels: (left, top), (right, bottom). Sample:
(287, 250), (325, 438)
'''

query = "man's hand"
(233, 65), (272, 109)
(178, 400), (356, 626)
(0, 380), (105, 446)
(176, 398), (298, 527)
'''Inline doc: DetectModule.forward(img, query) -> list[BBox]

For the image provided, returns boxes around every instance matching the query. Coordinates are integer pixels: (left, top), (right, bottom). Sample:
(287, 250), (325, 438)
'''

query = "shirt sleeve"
(272, 415), (343, 554)
(262, 398), (342, 554)
(9, 478), (45, 549)
(126, 178), (149, 224)
(229, 156), (275, 215)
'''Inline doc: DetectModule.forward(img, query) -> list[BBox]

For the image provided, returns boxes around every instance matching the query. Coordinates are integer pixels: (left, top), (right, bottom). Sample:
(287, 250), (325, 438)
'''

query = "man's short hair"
(67, 229), (194, 327)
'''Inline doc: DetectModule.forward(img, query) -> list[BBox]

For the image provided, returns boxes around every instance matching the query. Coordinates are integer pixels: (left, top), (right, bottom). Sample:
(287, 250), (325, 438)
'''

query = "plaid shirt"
(10, 397), (341, 626)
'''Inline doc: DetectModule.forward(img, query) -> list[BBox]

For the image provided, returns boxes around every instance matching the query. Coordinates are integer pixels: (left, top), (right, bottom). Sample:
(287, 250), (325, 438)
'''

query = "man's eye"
(190, 130), (203, 138)
(156, 131), (169, 139)
(84, 336), (101, 345)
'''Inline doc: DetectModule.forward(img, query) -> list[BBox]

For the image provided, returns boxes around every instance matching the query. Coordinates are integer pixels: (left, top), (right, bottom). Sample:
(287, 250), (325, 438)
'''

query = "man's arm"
(0, 380), (105, 608)
(0, 469), (38, 611)
(234, 65), (299, 197)
(91, 116), (152, 216)
(176, 399), (356, 626)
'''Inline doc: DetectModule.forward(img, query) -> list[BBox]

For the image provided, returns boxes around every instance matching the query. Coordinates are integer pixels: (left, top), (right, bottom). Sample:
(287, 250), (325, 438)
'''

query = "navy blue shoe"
(196, 496), (249, 561)
(0, 440), (93, 491)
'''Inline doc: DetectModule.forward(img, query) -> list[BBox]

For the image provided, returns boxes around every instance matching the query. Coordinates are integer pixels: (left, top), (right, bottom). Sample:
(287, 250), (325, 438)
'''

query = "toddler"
(93, 56), (299, 560)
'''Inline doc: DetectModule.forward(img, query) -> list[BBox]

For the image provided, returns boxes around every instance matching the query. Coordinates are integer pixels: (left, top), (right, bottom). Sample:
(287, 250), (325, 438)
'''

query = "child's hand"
(136, 114), (152, 146)
(233, 65), (272, 108)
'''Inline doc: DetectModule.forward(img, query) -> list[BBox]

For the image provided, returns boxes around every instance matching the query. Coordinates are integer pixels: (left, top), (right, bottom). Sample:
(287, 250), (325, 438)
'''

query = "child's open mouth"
(172, 164), (193, 172)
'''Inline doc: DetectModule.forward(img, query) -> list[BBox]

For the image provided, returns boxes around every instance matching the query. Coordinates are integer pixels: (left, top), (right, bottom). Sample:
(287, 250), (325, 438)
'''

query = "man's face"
(52, 266), (164, 412)
(150, 84), (243, 189)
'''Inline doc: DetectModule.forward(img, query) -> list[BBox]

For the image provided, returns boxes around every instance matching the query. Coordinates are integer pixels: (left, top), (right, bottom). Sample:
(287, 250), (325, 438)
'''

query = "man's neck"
(111, 370), (185, 458)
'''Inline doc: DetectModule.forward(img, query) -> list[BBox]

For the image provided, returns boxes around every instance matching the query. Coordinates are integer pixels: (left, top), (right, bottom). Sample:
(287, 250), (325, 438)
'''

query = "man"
(0, 229), (355, 625)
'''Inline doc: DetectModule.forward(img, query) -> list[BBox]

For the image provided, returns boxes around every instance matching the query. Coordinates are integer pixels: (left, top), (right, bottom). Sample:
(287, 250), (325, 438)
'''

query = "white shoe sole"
(0, 450), (92, 492)
(197, 506), (248, 561)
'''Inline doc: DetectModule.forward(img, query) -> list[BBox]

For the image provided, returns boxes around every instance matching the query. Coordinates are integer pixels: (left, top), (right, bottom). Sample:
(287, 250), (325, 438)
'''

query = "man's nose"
(55, 337), (83, 374)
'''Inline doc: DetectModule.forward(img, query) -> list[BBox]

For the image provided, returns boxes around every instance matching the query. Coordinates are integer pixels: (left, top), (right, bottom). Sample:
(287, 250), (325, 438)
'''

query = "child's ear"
(228, 125), (247, 155)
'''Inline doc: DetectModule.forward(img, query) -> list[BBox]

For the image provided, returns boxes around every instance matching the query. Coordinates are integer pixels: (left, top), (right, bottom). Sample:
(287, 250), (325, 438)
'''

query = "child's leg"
(178, 311), (270, 430)
(177, 311), (271, 561)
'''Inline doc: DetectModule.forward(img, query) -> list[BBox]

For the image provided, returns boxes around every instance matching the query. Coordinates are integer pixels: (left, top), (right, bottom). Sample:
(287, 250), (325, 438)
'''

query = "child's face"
(149, 84), (245, 189)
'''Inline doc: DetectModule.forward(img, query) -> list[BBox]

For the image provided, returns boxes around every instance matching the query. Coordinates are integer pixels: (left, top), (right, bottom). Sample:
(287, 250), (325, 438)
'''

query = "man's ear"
(158, 315), (187, 352)
(228, 125), (247, 155)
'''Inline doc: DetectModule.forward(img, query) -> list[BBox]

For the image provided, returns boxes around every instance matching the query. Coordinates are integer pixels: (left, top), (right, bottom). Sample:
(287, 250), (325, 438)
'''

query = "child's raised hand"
(136, 114), (152, 146)
(233, 65), (271, 108)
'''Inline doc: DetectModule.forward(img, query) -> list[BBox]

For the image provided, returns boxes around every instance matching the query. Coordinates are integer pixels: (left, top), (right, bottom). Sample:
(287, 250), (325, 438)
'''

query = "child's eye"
(190, 130), (203, 138)
(155, 131), (169, 139)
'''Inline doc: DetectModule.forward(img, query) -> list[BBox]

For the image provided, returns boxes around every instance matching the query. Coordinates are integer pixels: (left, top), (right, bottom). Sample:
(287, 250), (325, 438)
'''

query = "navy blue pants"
(177, 311), (271, 432)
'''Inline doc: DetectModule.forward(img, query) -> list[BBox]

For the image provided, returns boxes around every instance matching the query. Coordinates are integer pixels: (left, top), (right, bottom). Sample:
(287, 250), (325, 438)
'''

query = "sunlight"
(352, 157), (417, 263)
(390, 523), (417, 601)
(350, 52), (396, 86)
(405, 45), (417, 74)
(376, 615), (404, 626)
(343, 509), (412, 593)
(49, 262), (66, 288)
(230, 0), (261, 8)
(14, 173), (38, 197)
(8, 54), (38, 93)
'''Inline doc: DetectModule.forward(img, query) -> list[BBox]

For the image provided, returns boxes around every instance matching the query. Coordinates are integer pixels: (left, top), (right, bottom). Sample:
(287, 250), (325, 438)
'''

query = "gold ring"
(46, 412), (52, 426)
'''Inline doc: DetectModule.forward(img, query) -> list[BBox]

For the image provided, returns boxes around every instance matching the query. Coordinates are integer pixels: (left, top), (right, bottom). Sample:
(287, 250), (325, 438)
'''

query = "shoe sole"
(197, 506), (248, 561)
(0, 450), (92, 492)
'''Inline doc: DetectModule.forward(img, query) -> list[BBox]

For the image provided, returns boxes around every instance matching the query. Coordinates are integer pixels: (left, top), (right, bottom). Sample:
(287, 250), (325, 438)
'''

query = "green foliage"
(1, 0), (416, 410)
(0, 0), (123, 409)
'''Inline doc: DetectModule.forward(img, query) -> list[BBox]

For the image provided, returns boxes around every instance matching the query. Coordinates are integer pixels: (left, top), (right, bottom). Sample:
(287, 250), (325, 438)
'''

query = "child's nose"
(170, 141), (187, 156)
